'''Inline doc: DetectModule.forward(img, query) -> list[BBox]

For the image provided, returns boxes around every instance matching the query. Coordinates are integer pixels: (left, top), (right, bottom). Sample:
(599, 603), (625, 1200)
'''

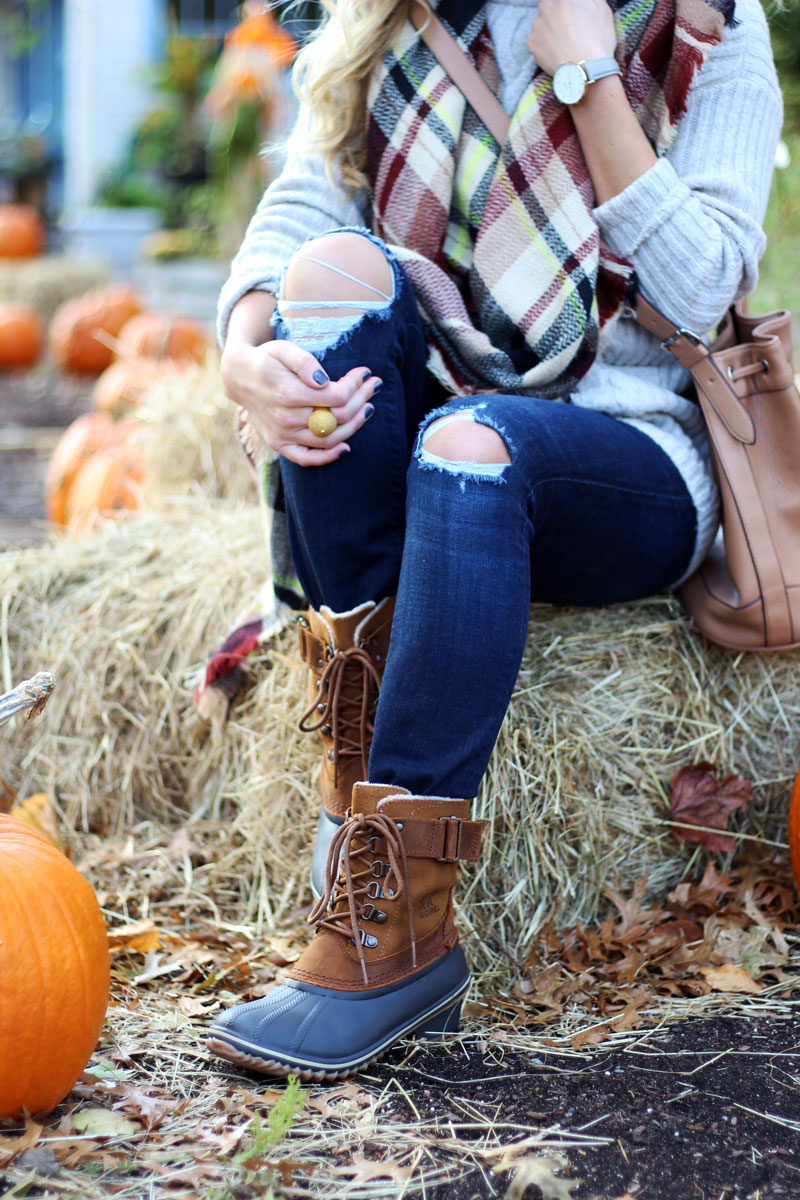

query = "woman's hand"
(220, 290), (380, 467)
(527, 0), (617, 78)
(221, 340), (380, 467)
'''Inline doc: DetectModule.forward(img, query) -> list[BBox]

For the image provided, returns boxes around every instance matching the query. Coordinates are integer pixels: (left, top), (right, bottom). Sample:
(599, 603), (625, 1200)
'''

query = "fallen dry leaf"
(8, 792), (62, 850)
(668, 762), (752, 851)
(330, 1152), (411, 1184)
(13, 1144), (61, 1178)
(495, 1152), (578, 1200)
(0, 1115), (43, 1168)
(700, 962), (764, 994)
(306, 1082), (375, 1118)
(71, 1107), (141, 1138)
(177, 995), (218, 1018)
(107, 919), (160, 955)
(251, 1158), (315, 1186)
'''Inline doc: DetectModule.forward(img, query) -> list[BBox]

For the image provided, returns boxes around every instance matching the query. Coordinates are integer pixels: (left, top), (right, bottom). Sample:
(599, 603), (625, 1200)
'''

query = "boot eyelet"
(366, 881), (384, 900)
(360, 903), (387, 923)
(327, 750), (334, 762)
(358, 928), (379, 949)
(371, 861), (391, 877)
(322, 724), (333, 737)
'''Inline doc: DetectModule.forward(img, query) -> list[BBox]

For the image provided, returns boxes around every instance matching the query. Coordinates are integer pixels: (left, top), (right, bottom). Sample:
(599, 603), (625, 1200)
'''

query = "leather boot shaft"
(289, 782), (482, 990)
(297, 600), (395, 820)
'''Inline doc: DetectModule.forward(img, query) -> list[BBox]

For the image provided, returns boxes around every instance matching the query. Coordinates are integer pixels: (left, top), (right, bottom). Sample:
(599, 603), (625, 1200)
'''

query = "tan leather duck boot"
(207, 782), (483, 1081)
(296, 599), (395, 896)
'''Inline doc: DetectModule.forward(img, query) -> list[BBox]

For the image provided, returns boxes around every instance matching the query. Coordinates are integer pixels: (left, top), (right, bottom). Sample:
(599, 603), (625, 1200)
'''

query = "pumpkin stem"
(0, 673), (56, 726)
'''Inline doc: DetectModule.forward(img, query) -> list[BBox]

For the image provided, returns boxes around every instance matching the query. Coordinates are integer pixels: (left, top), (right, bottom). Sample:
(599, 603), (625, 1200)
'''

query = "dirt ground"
(1, 370), (799, 1200)
(370, 1001), (800, 1199)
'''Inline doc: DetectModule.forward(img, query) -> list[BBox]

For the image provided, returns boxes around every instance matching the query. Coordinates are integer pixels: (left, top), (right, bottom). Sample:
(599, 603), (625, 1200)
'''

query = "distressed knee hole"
(282, 232), (394, 319)
(423, 414), (512, 466)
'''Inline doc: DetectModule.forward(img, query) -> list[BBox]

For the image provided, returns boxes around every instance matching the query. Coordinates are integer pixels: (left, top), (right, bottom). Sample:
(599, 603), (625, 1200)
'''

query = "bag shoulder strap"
(634, 294), (756, 445)
(409, 1), (511, 144)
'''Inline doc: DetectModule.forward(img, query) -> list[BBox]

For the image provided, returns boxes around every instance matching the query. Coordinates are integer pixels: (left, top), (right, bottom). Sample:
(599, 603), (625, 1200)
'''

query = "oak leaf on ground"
(700, 962), (764, 994)
(668, 762), (752, 850)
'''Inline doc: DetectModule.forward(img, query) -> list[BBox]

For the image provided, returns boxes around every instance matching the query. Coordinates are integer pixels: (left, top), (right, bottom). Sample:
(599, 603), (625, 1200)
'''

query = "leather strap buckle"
(437, 815), (463, 862)
(661, 327), (703, 351)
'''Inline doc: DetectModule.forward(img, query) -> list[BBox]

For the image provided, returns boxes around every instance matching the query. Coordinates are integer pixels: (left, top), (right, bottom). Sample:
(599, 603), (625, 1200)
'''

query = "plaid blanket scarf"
(366, 0), (733, 398)
(196, 0), (733, 716)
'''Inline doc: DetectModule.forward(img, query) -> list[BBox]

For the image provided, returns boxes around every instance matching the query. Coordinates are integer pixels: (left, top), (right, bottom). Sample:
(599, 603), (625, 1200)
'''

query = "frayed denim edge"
(414, 402), (514, 487)
(270, 226), (400, 356)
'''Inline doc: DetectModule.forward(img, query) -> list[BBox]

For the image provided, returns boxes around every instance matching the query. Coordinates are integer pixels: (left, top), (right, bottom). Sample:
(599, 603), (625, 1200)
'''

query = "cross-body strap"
(634, 294), (755, 445)
(409, 0), (510, 144)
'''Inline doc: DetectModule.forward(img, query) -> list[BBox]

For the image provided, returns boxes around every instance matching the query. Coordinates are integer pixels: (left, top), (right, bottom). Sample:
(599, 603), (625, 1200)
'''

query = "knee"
(282, 231), (394, 306)
(423, 415), (511, 465)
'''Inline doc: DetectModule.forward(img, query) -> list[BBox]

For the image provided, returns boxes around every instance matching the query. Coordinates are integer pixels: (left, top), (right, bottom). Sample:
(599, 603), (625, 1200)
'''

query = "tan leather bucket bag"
(637, 297), (800, 650)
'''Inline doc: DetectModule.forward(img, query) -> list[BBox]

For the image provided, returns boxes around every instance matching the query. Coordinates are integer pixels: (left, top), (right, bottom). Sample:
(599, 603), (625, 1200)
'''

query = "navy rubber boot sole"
(207, 946), (469, 1082)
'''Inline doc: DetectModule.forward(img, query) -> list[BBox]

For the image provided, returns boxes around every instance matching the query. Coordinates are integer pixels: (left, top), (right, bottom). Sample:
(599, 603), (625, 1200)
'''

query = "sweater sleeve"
(216, 104), (371, 345)
(593, 0), (782, 333)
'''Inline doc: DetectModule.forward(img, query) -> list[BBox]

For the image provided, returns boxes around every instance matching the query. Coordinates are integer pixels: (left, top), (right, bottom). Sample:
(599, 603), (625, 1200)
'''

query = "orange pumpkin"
(49, 285), (145, 375)
(0, 204), (45, 259)
(789, 768), (800, 894)
(92, 359), (158, 416)
(65, 441), (145, 533)
(116, 314), (210, 365)
(0, 304), (43, 368)
(45, 412), (120, 525)
(93, 284), (144, 334)
(0, 814), (110, 1117)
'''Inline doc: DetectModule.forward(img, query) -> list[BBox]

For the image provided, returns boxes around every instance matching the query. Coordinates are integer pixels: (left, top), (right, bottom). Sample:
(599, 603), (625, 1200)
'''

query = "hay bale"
(0, 257), (108, 324)
(1, 505), (797, 979)
(132, 361), (256, 508)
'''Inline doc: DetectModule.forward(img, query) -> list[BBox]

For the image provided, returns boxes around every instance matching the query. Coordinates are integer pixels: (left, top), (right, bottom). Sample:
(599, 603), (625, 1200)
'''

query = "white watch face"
(553, 62), (586, 106)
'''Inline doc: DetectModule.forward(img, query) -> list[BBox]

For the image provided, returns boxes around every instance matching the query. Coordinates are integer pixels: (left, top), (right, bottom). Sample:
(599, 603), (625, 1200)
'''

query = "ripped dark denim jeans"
(276, 230), (697, 799)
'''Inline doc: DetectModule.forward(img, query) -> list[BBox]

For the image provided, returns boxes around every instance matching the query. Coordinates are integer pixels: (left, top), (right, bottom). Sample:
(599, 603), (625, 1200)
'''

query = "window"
(167, 1), (321, 42)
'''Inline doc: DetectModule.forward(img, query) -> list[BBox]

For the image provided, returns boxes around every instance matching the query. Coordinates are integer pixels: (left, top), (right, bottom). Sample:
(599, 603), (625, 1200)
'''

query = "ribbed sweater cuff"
(593, 157), (690, 260)
(216, 276), (277, 348)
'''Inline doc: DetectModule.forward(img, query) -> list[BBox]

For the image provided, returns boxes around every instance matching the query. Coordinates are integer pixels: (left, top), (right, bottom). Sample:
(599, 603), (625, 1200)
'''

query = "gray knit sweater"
(218, 0), (782, 579)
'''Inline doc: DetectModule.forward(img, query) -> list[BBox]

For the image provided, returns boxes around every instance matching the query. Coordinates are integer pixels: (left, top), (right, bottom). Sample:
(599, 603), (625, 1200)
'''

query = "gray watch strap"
(583, 57), (622, 84)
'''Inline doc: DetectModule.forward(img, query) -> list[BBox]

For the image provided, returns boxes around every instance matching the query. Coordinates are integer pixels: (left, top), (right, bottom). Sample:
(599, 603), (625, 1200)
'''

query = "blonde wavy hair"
(290, 0), (430, 191)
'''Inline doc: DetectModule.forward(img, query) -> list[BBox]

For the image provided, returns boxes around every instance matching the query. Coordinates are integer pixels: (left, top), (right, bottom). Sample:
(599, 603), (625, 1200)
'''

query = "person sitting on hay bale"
(205, 0), (781, 1081)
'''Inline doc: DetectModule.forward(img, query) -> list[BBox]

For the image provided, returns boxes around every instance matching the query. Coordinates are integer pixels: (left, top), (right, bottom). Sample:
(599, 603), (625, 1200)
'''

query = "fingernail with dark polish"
(364, 405), (375, 421)
(338, 446), (350, 458)
(362, 369), (372, 382)
(313, 369), (329, 385)
(372, 381), (383, 395)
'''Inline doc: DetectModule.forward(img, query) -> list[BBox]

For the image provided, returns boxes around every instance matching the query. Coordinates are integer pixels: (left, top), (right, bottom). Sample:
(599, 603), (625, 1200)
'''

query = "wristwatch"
(552, 57), (622, 106)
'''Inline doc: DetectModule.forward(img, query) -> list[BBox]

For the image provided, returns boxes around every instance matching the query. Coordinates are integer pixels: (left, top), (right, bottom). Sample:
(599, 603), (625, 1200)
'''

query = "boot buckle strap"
(370, 816), (483, 860)
(297, 621), (326, 668)
(437, 815), (463, 862)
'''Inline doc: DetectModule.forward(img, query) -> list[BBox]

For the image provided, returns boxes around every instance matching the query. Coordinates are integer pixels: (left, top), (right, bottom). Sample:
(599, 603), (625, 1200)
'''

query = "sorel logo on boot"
(418, 894), (439, 920)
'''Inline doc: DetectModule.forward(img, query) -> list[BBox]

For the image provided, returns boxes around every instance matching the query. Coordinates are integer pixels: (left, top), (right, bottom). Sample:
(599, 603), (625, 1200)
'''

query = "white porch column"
(62, 0), (166, 209)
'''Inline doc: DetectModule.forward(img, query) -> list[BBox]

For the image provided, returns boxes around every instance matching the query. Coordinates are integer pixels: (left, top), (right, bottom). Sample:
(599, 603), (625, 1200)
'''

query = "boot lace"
(308, 812), (416, 986)
(298, 646), (382, 785)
